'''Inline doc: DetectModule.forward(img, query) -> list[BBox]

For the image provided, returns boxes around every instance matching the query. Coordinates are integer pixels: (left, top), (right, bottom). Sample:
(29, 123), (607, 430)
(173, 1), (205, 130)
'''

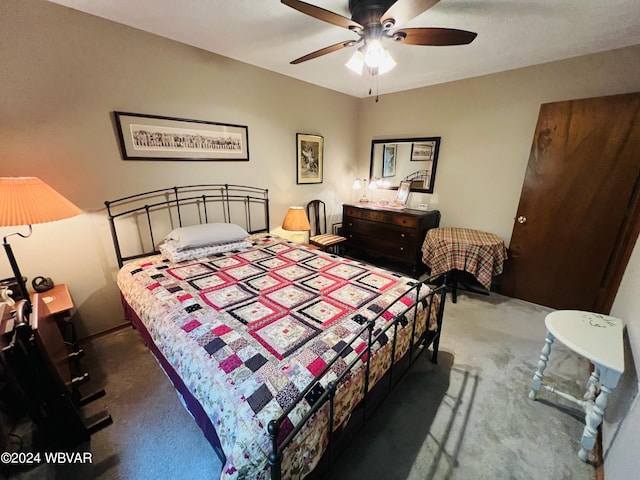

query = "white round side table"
(529, 310), (624, 461)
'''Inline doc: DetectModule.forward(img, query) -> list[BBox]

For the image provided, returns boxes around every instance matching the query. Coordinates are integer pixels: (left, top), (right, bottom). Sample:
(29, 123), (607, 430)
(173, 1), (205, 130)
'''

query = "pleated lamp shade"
(0, 177), (82, 226)
(282, 206), (310, 232)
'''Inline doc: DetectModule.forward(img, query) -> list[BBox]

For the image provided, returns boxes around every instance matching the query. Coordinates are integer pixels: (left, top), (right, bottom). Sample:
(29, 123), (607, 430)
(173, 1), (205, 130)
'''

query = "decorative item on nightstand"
(282, 206), (311, 244)
(32, 276), (54, 293)
(0, 177), (81, 316)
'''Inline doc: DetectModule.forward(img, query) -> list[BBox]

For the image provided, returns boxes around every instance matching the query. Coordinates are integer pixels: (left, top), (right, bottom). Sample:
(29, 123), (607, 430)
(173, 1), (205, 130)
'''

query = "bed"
(105, 184), (447, 480)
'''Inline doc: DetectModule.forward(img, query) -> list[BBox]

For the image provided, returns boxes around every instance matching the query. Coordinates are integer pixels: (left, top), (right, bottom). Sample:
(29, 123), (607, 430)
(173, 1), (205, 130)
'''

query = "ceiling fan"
(282, 0), (477, 75)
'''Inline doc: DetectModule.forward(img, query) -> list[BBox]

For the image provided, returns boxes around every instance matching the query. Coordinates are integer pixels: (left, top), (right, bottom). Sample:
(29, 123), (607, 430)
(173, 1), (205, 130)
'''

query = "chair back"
(306, 200), (327, 237)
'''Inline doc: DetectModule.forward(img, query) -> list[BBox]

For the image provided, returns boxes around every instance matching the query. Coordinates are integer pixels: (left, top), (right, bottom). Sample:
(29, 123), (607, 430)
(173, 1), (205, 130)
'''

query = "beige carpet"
(5, 289), (597, 479)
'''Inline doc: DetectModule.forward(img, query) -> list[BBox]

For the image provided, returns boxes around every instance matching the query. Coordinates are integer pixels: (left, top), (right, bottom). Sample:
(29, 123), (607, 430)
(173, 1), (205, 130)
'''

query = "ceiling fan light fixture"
(283, 0), (477, 82)
(345, 49), (365, 75)
(376, 48), (396, 74)
(363, 39), (384, 67)
(364, 39), (396, 74)
(347, 40), (396, 76)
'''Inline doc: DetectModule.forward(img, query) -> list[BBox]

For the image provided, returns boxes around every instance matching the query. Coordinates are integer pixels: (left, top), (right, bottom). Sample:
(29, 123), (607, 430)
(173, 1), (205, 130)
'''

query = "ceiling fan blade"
(393, 27), (477, 46)
(290, 40), (357, 64)
(381, 0), (440, 29)
(281, 0), (362, 31)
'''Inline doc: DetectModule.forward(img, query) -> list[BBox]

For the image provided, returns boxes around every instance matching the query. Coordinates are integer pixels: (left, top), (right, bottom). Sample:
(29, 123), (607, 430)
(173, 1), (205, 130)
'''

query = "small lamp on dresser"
(0, 177), (82, 317)
(353, 178), (370, 203)
(282, 206), (311, 244)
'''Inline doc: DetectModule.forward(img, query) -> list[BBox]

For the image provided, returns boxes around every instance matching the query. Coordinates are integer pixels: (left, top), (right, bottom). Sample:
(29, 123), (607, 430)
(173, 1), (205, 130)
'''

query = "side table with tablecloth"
(421, 227), (507, 302)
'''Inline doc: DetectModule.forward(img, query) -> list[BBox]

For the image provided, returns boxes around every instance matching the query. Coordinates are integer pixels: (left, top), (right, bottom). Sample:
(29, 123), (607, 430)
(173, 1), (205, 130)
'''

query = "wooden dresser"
(342, 203), (441, 274)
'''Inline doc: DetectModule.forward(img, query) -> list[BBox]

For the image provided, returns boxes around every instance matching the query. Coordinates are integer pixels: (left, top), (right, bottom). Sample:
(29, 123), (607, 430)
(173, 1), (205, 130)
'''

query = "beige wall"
(1, 1), (639, 475)
(356, 46), (640, 243)
(0, 0), (358, 337)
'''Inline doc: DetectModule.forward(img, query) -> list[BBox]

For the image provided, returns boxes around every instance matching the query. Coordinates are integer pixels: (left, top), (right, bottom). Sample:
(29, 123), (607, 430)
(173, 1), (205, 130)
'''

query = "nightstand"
(31, 284), (77, 350)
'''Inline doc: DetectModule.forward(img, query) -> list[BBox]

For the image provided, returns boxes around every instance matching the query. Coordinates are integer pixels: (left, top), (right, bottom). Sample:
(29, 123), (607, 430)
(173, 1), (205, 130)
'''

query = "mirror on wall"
(369, 137), (440, 193)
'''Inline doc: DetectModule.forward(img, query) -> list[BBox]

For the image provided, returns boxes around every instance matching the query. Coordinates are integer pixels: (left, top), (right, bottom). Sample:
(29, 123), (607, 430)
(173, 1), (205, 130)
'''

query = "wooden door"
(500, 93), (640, 312)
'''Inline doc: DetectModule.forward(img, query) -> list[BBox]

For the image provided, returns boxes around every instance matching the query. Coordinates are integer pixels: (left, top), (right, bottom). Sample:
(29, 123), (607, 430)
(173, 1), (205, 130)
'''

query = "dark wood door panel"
(501, 92), (640, 312)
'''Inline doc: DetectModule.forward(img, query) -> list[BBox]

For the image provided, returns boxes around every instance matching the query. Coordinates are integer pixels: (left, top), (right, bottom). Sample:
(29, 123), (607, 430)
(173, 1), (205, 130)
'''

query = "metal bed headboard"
(105, 184), (270, 267)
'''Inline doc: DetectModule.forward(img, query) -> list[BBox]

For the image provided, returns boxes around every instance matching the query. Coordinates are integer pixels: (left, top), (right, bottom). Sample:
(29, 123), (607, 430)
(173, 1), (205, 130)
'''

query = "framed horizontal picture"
(410, 137), (440, 162)
(296, 133), (323, 184)
(114, 111), (249, 161)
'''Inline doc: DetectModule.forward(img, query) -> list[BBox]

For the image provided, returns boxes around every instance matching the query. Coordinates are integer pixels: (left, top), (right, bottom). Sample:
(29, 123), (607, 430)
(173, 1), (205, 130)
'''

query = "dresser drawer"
(345, 232), (415, 261)
(344, 218), (416, 243)
(352, 209), (419, 228)
(344, 206), (363, 219)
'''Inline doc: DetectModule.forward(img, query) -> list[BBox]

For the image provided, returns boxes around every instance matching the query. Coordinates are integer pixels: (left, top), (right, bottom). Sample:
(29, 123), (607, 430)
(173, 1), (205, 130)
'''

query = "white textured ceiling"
(48, 0), (640, 98)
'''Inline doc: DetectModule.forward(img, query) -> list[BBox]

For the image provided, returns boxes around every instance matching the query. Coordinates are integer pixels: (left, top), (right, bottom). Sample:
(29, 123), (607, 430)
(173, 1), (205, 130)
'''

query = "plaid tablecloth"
(421, 227), (507, 290)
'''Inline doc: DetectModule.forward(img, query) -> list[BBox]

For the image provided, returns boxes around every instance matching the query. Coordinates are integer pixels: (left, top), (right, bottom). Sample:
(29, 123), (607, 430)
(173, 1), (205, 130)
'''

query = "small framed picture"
(394, 180), (412, 206)
(296, 133), (323, 184)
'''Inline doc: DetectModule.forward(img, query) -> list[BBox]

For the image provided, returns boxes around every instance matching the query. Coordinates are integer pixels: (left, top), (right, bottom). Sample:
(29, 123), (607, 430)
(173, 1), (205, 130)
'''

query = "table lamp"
(0, 177), (82, 315)
(281, 206), (310, 244)
(352, 178), (369, 203)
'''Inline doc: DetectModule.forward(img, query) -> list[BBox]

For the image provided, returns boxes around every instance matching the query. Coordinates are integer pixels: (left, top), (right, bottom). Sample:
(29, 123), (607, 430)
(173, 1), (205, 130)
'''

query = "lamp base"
(291, 232), (306, 244)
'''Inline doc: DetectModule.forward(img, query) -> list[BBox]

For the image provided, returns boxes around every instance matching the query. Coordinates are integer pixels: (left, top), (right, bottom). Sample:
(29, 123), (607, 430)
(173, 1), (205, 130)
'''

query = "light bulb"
(364, 40), (385, 68)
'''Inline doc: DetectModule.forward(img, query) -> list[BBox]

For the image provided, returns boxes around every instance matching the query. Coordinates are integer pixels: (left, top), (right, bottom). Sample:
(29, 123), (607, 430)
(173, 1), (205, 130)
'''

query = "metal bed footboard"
(105, 184), (269, 267)
(268, 282), (447, 480)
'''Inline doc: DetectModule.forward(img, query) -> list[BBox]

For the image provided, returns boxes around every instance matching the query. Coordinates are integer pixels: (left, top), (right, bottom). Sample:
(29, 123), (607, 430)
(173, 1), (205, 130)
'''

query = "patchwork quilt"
(117, 234), (438, 479)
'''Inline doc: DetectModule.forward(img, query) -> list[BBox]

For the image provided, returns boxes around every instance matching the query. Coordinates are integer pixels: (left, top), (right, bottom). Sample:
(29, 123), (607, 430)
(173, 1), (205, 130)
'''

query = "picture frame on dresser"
(296, 133), (323, 184)
(114, 111), (249, 161)
(394, 180), (411, 206)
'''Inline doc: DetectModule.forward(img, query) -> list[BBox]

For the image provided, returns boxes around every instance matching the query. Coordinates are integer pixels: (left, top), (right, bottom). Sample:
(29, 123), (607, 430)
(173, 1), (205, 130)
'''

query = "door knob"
(517, 216), (527, 224)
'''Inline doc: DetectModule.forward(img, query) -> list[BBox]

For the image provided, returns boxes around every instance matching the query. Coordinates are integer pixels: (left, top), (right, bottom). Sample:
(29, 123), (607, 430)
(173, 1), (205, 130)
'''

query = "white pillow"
(164, 223), (249, 251)
(160, 240), (252, 263)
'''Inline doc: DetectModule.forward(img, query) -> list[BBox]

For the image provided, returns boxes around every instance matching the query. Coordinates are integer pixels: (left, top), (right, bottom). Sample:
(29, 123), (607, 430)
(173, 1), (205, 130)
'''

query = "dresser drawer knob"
(400, 233), (405, 238)
(399, 247), (404, 251)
